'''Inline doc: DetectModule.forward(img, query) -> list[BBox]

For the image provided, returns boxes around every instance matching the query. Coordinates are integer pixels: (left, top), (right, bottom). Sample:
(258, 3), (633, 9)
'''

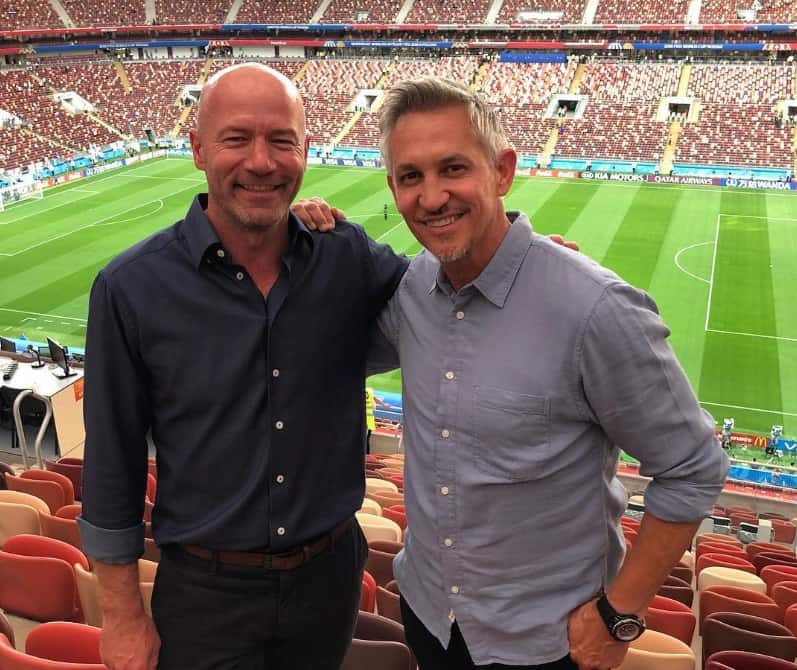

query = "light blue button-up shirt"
(370, 214), (728, 666)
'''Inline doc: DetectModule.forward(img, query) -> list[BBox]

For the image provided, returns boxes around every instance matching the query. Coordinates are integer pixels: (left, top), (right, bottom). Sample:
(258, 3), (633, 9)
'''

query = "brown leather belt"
(180, 518), (353, 570)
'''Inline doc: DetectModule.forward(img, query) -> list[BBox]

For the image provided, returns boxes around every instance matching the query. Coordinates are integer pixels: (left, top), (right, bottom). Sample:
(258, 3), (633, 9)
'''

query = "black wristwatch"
(595, 593), (645, 642)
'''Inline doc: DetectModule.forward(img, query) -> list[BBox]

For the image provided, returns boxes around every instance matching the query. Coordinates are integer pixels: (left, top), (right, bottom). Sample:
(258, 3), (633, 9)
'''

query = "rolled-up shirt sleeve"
(77, 271), (149, 563)
(578, 282), (729, 522)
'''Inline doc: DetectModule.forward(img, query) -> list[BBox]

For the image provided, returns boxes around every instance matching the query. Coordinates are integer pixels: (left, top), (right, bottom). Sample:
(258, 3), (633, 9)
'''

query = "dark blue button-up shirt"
(78, 194), (407, 562)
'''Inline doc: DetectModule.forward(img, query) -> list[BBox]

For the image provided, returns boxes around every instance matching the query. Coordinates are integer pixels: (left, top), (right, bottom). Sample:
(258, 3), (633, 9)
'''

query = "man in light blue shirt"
(300, 77), (728, 670)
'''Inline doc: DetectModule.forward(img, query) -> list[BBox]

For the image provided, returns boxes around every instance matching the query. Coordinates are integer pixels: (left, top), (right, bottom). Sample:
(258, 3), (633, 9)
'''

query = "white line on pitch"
(700, 401), (797, 418)
(0, 182), (198, 256)
(704, 214), (721, 331)
(0, 307), (87, 323)
(719, 213), (797, 222)
(376, 220), (407, 242)
(707, 328), (797, 343)
(112, 174), (205, 183)
(673, 241), (712, 284)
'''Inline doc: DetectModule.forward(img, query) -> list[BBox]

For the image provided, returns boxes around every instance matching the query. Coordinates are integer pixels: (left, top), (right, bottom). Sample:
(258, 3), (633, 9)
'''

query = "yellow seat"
(0, 489), (50, 515)
(365, 478), (399, 495)
(359, 498), (382, 516)
(615, 629), (695, 670)
(355, 512), (402, 543)
(698, 566), (767, 594)
(0, 501), (41, 544)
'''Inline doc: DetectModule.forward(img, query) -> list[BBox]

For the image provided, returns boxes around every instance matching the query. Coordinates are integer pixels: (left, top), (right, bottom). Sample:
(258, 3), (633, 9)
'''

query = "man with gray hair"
(302, 76), (728, 670)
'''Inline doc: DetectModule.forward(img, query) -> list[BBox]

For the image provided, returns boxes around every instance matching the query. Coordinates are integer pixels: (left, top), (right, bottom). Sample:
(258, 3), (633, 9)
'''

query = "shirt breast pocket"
(472, 385), (551, 482)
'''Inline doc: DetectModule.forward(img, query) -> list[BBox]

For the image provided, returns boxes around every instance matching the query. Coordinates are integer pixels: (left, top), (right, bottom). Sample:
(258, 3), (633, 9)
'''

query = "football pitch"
(1, 156), (795, 436)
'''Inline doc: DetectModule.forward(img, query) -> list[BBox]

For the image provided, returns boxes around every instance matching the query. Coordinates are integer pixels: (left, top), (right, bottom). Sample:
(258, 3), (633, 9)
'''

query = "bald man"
(78, 63), (407, 670)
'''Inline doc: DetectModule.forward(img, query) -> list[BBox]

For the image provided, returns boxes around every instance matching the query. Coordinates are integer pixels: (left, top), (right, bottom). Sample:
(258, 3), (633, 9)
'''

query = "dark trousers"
(153, 520), (368, 670)
(400, 597), (579, 670)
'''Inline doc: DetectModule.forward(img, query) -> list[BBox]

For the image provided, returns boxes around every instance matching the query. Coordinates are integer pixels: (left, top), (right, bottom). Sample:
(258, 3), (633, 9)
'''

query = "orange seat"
(21, 470), (75, 508)
(25, 622), (103, 664)
(762, 565), (797, 596)
(696, 553), (756, 577)
(785, 603), (797, 637)
(376, 581), (402, 625)
(360, 570), (376, 613)
(0, 632), (106, 669)
(39, 512), (83, 551)
(772, 520), (797, 545)
(4, 474), (66, 515)
(697, 542), (747, 563)
(699, 586), (781, 634)
(366, 491), (404, 510)
(55, 505), (83, 520)
(773, 581), (797, 619)
(697, 534), (742, 548)
(644, 594), (696, 645)
(146, 473), (156, 503)
(747, 542), (794, 562)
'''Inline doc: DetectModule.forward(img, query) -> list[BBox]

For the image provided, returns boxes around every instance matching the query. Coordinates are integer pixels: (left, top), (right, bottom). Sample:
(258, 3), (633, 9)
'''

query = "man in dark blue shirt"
(78, 63), (406, 670)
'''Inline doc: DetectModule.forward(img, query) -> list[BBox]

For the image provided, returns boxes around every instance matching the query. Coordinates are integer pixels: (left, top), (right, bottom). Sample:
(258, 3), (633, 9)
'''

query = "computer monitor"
(0, 336), (16, 353)
(47, 337), (76, 379)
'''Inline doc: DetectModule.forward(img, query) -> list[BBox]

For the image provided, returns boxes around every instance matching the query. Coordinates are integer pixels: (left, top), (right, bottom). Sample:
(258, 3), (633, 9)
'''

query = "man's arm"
(568, 514), (697, 670)
(94, 562), (160, 670)
(77, 272), (155, 670)
(568, 282), (728, 670)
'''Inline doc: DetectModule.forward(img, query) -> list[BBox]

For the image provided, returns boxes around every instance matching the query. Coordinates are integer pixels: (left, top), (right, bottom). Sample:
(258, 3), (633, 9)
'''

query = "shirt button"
(445, 371), (454, 380)
(450, 585), (460, 594)
(276, 474), (285, 484)
(272, 369), (280, 377)
(441, 429), (450, 438)
(455, 311), (465, 320)
(444, 538), (453, 547)
(276, 527), (286, 536)
(440, 486), (449, 495)
(275, 420), (284, 430)
(235, 271), (244, 281)
(216, 249), (225, 258)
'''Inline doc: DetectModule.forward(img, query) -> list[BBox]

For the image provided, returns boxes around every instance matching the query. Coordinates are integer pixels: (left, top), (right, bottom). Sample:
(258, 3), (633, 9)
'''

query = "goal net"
(0, 179), (44, 212)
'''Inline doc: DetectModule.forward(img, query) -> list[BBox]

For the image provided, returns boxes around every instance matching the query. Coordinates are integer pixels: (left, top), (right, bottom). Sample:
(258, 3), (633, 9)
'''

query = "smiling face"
(386, 104), (516, 288)
(190, 64), (309, 236)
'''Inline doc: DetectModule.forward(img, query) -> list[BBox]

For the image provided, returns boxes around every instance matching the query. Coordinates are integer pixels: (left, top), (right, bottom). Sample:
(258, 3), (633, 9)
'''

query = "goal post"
(0, 179), (44, 212)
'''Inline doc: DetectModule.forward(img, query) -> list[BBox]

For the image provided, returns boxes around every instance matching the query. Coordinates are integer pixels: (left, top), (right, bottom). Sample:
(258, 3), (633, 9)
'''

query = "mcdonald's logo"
(753, 435), (768, 448)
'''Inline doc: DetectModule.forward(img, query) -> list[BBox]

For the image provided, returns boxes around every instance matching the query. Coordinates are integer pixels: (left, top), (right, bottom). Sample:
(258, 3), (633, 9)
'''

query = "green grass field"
(1, 156), (795, 436)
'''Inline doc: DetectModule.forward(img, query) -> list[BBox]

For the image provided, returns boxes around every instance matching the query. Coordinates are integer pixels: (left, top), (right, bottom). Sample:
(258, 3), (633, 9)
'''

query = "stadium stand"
(60, 0), (147, 26)
(676, 103), (794, 169)
(686, 64), (793, 105)
(154, 0), (232, 24)
(235, 0), (319, 23)
(496, 0), (587, 24)
(403, 0), (492, 24)
(339, 57), (481, 149)
(555, 102), (667, 162)
(0, 0), (64, 30)
(593, 0), (690, 23)
(699, 0), (797, 23)
(321, 0), (404, 23)
(576, 62), (680, 102)
(477, 61), (576, 157)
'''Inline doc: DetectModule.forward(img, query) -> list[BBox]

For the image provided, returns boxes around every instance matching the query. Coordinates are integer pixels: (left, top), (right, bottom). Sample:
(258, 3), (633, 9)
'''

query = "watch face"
(612, 619), (643, 642)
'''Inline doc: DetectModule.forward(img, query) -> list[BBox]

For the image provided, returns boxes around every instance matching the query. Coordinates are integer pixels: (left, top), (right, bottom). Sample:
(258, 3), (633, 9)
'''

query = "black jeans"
(153, 520), (368, 670)
(401, 597), (579, 670)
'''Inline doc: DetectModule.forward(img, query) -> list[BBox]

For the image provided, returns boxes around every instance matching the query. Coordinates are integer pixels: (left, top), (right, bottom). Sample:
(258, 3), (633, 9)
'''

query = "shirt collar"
(183, 194), (314, 270)
(431, 211), (533, 307)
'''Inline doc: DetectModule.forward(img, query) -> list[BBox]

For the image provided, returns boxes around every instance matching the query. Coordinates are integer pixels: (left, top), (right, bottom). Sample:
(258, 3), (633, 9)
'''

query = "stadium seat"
(705, 650), (797, 669)
(754, 552), (797, 575)
(44, 459), (83, 502)
(39, 512), (82, 551)
(643, 595), (696, 645)
(773, 582), (797, 619)
(21, 470), (75, 508)
(615, 628), (695, 670)
(698, 566), (767, 594)
(0, 500), (42, 544)
(0, 631), (106, 669)
(658, 575), (695, 607)
(359, 498), (382, 516)
(702, 612), (797, 662)
(25, 621), (103, 663)
(762, 566), (797, 596)
(365, 478), (399, 495)
(699, 586), (781, 634)
(355, 513), (402, 543)
(360, 570), (376, 613)
(0, 484), (55, 515)
(376, 581), (402, 625)
(365, 541), (399, 588)
(747, 542), (794, 561)
(4, 474), (66, 515)
(696, 553), (756, 577)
